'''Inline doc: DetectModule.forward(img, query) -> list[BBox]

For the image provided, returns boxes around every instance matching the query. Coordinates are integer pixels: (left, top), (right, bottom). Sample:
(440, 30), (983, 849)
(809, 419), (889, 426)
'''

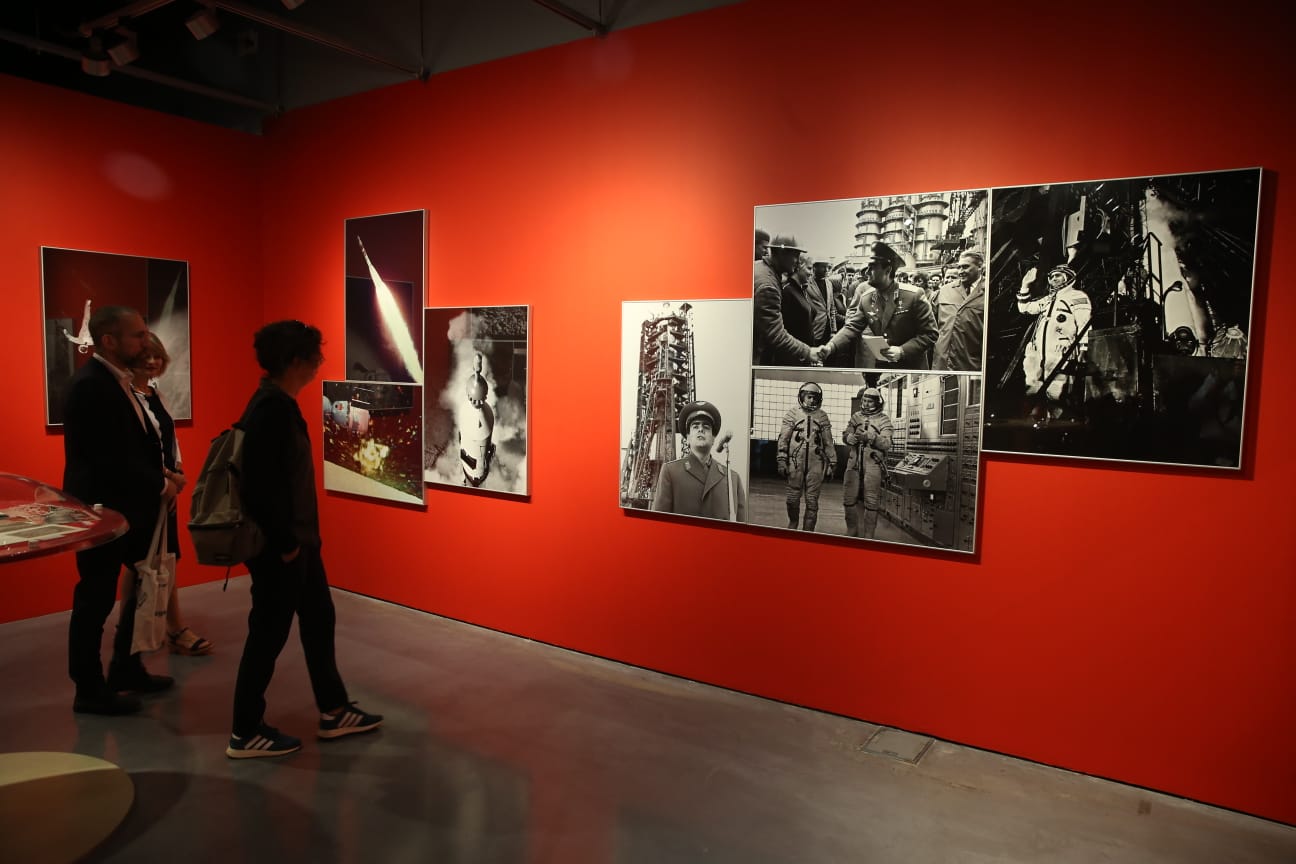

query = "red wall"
(1, 74), (265, 615)
(5, 0), (1295, 825)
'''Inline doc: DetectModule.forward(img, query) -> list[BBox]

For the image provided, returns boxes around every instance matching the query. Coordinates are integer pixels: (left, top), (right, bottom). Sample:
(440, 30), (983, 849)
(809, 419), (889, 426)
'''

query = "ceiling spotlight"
(281, 0), (308, 8)
(106, 28), (139, 66)
(185, 8), (220, 40)
(81, 34), (110, 76)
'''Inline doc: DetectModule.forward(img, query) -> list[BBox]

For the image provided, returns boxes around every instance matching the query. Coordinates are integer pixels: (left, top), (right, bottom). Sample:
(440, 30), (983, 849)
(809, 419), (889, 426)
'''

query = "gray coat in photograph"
(651, 455), (747, 523)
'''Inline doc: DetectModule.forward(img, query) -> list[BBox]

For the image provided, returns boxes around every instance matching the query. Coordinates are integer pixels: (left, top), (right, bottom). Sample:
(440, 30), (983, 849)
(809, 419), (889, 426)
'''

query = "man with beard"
(933, 250), (986, 371)
(817, 242), (937, 370)
(754, 235), (821, 366)
(650, 401), (746, 521)
(842, 387), (893, 539)
(778, 382), (835, 532)
(64, 305), (178, 714)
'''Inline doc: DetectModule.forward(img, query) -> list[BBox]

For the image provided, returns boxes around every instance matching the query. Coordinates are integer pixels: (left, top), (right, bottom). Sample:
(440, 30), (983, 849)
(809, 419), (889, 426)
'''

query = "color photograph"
(322, 380), (425, 505)
(619, 300), (752, 524)
(754, 190), (989, 372)
(344, 209), (426, 384)
(747, 369), (982, 554)
(982, 168), (1261, 468)
(41, 247), (190, 426)
(423, 306), (529, 496)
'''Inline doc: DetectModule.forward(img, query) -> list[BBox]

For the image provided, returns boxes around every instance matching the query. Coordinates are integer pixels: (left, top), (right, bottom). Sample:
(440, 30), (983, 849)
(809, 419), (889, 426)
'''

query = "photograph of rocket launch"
(983, 168), (1261, 468)
(422, 305), (529, 496)
(41, 247), (191, 426)
(619, 299), (753, 521)
(322, 380), (425, 505)
(344, 209), (425, 384)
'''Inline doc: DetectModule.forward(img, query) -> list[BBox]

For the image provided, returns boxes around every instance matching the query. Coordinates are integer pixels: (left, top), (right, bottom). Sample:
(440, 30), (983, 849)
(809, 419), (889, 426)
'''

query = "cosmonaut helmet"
(857, 386), (884, 413)
(798, 381), (823, 412)
(1048, 265), (1077, 289)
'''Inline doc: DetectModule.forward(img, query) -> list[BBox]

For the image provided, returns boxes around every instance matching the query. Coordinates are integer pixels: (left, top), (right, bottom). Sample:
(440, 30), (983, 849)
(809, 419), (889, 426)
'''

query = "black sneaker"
(318, 702), (383, 739)
(73, 688), (142, 715)
(226, 724), (302, 759)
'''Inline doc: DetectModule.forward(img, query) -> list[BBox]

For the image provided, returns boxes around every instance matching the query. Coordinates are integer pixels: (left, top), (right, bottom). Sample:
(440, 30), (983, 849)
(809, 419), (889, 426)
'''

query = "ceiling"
(1, 0), (741, 133)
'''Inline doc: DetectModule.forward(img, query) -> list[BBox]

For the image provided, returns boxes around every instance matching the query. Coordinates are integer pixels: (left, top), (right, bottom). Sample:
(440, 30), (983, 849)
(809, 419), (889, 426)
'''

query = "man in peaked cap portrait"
(650, 400), (747, 522)
(818, 241), (938, 369)
(753, 234), (825, 366)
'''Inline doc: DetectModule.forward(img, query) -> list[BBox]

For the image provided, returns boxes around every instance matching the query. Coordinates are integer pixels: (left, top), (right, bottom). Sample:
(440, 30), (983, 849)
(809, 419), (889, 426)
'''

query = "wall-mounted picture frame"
(344, 209), (426, 384)
(753, 189), (990, 373)
(41, 246), (191, 426)
(746, 368), (982, 554)
(322, 380), (425, 505)
(423, 305), (529, 496)
(620, 299), (753, 524)
(982, 168), (1261, 468)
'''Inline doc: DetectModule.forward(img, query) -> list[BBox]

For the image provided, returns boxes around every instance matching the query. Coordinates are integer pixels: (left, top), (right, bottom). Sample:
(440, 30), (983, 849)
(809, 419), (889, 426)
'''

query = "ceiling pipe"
(78, 0), (180, 37)
(202, 0), (423, 78)
(0, 26), (281, 114)
(529, 0), (608, 36)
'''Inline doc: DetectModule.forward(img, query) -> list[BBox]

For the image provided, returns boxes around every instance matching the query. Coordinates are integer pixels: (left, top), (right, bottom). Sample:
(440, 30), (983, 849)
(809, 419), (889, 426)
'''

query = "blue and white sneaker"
(226, 724), (302, 759)
(318, 702), (383, 739)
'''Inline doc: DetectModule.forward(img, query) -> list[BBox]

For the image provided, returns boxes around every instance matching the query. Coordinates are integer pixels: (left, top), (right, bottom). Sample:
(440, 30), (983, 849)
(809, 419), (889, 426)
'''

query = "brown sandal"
(168, 627), (214, 656)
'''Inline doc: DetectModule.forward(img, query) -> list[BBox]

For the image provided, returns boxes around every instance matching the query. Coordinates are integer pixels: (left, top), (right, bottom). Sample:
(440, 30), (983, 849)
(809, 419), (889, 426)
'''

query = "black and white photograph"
(423, 306), (529, 496)
(322, 380), (425, 505)
(41, 246), (190, 426)
(754, 190), (989, 372)
(619, 300), (752, 524)
(344, 209), (425, 384)
(983, 168), (1261, 468)
(747, 369), (982, 554)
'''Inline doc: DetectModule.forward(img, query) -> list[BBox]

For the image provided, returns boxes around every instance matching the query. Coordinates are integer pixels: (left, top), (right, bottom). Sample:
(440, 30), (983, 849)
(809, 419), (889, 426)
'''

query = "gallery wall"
(1, 73), (265, 618)
(3, 0), (1293, 826)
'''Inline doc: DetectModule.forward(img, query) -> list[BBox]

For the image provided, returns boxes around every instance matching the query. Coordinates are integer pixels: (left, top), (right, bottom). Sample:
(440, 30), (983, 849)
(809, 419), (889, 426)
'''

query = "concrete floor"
(1, 578), (1292, 863)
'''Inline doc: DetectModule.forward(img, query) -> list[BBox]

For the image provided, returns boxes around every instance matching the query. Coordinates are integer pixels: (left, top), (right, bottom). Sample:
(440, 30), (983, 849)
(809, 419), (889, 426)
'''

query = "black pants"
(68, 538), (141, 694)
(231, 544), (348, 737)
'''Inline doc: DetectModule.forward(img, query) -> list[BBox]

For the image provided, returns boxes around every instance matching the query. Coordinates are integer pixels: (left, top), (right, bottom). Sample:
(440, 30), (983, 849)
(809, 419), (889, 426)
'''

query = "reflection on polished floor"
(1, 578), (1292, 863)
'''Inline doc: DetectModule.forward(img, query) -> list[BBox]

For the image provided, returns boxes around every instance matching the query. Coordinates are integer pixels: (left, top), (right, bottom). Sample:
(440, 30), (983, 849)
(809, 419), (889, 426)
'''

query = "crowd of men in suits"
(752, 230), (984, 372)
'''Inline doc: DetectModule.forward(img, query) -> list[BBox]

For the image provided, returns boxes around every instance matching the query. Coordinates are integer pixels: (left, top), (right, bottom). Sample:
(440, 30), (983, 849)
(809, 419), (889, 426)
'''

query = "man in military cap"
(842, 387), (893, 539)
(754, 235), (822, 366)
(651, 400), (747, 522)
(817, 242), (938, 369)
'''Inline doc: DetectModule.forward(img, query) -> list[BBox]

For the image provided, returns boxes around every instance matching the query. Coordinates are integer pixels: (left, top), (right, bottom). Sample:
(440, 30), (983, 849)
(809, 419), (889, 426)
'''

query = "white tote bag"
(131, 508), (175, 654)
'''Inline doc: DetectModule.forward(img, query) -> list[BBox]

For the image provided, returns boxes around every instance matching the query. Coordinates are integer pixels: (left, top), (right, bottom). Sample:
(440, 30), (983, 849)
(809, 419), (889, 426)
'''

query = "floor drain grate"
(861, 728), (934, 764)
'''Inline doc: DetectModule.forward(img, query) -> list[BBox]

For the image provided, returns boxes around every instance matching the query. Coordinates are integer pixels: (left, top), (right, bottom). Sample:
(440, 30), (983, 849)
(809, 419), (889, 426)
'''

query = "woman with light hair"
(129, 332), (213, 656)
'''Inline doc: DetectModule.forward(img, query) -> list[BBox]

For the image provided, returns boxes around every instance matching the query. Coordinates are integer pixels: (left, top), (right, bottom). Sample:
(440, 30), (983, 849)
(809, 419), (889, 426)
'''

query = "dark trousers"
(68, 539), (140, 693)
(231, 544), (348, 737)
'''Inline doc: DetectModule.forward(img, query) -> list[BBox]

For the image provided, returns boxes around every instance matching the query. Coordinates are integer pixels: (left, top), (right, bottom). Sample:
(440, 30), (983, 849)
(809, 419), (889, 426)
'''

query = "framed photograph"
(423, 306), (529, 496)
(619, 300), (752, 524)
(747, 368), (983, 554)
(41, 247), (190, 426)
(344, 210), (426, 384)
(754, 189), (990, 373)
(321, 380), (425, 505)
(982, 168), (1261, 468)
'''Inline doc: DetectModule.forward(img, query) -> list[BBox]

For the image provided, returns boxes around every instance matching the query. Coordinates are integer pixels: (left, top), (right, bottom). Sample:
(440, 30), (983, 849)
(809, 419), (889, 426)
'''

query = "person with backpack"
(226, 320), (382, 758)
